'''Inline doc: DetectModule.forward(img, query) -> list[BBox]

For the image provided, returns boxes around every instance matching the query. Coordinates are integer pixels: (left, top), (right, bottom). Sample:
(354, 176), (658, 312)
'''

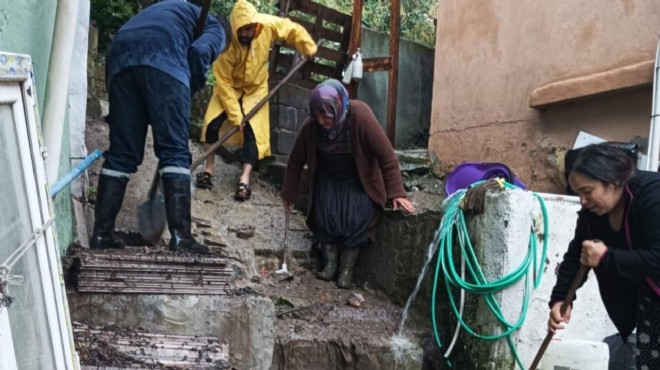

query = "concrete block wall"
(269, 82), (311, 155)
(358, 28), (435, 149)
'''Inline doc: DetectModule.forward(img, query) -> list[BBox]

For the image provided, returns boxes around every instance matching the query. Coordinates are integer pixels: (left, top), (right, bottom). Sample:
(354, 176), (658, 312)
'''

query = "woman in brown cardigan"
(281, 79), (415, 289)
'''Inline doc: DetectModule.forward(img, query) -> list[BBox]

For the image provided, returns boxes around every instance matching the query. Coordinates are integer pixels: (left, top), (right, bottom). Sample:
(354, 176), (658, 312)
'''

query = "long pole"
(386, 0), (400, 146)
(190, 39), (323, 171)
(528, 265), (589, 370)
(645, 35), (660, 172)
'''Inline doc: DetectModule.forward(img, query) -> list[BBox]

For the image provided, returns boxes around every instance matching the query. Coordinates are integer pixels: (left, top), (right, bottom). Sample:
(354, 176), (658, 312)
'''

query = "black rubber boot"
(162, 176), (210, 254)
(89, 174), (128, 250)
(336, 247), (360, 289)
(316, 243), (338, 281)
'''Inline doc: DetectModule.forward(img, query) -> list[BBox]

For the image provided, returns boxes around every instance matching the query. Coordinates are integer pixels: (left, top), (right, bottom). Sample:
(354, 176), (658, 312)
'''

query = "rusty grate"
(74, 322), (229, 369)
(72, 251), (234, 295)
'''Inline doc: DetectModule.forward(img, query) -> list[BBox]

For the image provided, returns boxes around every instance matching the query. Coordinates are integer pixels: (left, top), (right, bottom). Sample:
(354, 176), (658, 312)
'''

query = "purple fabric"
(445, 162), (526, 195)
(309, 79), (350, 140)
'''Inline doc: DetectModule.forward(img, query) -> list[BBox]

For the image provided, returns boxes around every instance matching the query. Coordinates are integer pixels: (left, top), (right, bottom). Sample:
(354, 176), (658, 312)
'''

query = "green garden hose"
(431, 182), (549, 369)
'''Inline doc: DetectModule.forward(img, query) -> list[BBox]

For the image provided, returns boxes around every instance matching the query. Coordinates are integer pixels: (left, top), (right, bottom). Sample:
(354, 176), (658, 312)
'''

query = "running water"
(396, 193), (460, 335)
(390, 193), (463, 369)
(396, 227), (441, 334)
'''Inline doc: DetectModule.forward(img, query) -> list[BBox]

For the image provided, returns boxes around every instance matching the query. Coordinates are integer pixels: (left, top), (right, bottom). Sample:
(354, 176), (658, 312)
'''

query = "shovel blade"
(137, 192), (167, 244)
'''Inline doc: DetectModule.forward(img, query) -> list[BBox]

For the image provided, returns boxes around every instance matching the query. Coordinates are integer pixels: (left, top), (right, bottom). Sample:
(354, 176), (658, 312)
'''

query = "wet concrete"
(263, 270), (427, 370)
(68, 292), (275, 370)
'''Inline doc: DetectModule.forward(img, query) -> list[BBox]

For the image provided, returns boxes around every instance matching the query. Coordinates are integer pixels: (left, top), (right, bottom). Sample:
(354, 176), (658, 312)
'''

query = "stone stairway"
(77, 122), (445, 369)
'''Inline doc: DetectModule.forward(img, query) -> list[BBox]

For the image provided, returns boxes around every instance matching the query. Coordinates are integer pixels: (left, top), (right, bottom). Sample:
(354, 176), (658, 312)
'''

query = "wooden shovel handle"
(194, 0), (211, 39)
(528, 264), (589, 370)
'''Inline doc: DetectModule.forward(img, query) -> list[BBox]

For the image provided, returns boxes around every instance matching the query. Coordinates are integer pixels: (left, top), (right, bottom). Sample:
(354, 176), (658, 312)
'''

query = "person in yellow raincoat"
(197, 0), (317, 200)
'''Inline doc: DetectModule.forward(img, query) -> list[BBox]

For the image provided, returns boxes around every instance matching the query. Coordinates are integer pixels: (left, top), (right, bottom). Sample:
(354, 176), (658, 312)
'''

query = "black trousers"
(204, 111), (258, 167)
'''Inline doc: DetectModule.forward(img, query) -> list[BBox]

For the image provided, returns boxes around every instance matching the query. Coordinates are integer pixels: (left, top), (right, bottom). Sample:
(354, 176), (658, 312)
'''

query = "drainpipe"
(645, 35), (660, 172)
(42, 0), (82, 184)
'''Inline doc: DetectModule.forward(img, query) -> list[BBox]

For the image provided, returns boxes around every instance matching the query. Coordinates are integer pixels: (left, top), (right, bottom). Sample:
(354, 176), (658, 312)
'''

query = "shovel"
(528, 264), (589, 370)
(138, 40), (322, 243)
(274, 210), (293, 280)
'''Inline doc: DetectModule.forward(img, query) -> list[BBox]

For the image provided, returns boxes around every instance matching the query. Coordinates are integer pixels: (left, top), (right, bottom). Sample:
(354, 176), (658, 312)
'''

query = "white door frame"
(0, 52), (76, 370)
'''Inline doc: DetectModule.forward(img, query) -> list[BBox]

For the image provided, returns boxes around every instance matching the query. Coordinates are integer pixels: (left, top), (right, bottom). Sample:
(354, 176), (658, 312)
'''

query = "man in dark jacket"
(90, 0), (230, 253)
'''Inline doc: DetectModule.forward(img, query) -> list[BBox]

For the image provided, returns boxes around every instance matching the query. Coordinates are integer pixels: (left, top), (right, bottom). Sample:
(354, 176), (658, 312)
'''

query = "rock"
(395, 149), (430, 175)
(204, 236), (227, 247)
(347, 293), (365, 307)
(99, 99), (110, 118)
(191, 216), (212, 228)
(403, 175), (445, 194)
(229, 224), (256, 239)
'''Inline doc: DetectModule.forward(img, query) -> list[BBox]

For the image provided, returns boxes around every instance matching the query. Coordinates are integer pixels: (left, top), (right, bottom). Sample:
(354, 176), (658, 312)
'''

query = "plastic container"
(540, 339), (609, 370)
(352, 48), (363, 80)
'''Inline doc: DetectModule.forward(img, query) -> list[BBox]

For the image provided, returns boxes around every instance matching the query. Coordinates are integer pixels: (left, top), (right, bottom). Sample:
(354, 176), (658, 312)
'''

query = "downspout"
(645, 35), (660, 172)
(42, 0), (82, 183)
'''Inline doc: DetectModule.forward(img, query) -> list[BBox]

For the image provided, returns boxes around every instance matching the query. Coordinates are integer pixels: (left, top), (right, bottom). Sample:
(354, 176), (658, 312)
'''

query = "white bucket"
(540, 339), (609, 370)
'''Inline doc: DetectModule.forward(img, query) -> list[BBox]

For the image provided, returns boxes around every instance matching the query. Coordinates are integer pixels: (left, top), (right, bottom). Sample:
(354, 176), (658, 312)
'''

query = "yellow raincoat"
(201, 0), (317, 160)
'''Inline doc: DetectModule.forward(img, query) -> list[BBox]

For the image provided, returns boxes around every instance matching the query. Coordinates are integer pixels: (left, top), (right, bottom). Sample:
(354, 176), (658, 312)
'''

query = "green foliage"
(91, 0), (141, 52)
(210, 0), (277, 18)
(312, 0), (437, 47)
(90, 0), (436, 53)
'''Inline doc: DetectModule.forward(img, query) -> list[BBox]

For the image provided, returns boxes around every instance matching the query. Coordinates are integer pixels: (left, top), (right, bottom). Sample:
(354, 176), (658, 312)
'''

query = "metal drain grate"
(72, 251), (234, 295)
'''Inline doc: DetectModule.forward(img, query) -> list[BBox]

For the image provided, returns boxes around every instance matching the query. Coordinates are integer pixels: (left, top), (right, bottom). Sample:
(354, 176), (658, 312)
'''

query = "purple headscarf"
(309, 79), (350, 139)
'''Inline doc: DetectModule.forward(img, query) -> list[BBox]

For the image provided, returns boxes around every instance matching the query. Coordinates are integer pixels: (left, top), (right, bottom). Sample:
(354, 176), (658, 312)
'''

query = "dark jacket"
(550, 170), (660, 338)
(280, 100), (407, 238)
(106, 0), (227, 92)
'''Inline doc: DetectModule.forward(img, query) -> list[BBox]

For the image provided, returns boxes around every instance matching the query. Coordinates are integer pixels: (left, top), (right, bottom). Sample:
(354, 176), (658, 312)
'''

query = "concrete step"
(255, 270), (443, 370)
(68, 289), (275, 370)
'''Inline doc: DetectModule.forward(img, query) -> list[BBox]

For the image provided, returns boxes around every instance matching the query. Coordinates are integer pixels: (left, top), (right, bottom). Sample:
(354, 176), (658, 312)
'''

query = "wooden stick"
(190, 39), (323, 171)
(528, 264), (589, 370)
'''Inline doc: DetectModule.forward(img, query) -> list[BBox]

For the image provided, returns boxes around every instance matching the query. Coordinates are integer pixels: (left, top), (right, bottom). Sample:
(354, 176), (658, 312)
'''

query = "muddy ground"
(82, 118), (437, 369)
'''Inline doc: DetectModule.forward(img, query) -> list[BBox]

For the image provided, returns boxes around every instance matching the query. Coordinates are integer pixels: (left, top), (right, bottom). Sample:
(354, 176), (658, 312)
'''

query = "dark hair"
(565, 142), (637, 192)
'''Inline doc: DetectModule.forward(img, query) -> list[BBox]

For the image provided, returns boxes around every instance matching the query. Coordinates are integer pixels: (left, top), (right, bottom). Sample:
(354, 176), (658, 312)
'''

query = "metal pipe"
(646, 35), (660, 172)
(42, 0), (82, 183)
(50, 149), (103, 197)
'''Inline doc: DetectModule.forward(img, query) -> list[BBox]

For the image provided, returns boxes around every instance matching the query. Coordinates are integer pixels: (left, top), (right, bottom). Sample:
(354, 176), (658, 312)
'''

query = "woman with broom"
(549, 142), (660, 369)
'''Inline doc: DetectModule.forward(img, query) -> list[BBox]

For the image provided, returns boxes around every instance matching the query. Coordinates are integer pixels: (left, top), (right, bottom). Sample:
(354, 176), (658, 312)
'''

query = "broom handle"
(282, 210), (290, 267)
(528, 264), (589, 370)
(190, 39), (322, 171)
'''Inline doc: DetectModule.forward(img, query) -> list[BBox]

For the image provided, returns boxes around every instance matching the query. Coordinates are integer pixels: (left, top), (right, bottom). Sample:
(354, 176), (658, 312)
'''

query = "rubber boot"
(316, 243), (338, 281)
(89, 174), (128, 250)
(162, 176), (210, 254)
(336, 247), (360, 289)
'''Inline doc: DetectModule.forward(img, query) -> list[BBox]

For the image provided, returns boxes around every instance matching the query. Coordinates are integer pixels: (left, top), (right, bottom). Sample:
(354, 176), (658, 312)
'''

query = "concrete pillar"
(458, 188), (535, 369)
(450, 188), (615, 369)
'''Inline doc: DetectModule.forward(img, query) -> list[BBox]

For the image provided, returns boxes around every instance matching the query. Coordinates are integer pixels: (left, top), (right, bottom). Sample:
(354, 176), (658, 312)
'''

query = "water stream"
(396, 226), (441, 335)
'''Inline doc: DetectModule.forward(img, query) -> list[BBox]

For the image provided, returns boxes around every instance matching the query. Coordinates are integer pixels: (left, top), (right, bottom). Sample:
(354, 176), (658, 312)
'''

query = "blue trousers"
(103, 66), (191, 178)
